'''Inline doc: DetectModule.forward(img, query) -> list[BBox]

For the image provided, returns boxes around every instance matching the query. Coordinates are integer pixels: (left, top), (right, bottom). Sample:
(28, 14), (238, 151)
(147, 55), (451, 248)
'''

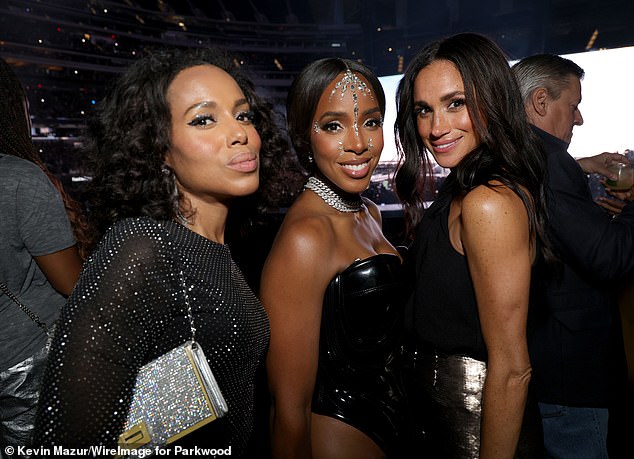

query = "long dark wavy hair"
(0, 57), (94, 259)
(394, 33), (554, 262)
(86, 47), (296, 239)
(286, 58), (386, 174)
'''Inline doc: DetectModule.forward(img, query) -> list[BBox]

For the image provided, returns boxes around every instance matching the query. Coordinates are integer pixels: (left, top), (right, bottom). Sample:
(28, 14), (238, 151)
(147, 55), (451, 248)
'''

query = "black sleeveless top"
(409, 174), (543, 362)
(407, 177), (546, 458)
(409, 181), (487, 361)
(311, 253), (409, 457)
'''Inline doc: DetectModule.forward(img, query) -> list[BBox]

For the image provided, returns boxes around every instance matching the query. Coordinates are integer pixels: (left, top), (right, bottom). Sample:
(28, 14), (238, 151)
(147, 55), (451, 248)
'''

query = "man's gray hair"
(512, 54), (585, 103)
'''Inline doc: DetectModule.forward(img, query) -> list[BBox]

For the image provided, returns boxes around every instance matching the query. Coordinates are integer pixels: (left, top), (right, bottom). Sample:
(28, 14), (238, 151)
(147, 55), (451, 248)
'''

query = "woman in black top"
(394, 33), (553, 458)
(33, 47), (292, 457)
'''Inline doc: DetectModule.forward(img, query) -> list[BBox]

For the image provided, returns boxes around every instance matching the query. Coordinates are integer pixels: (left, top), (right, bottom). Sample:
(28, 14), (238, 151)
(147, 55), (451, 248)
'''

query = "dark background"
(3, 0), (633, 235)
(2, 1), (633, 456)
(2, 0), (633, 136)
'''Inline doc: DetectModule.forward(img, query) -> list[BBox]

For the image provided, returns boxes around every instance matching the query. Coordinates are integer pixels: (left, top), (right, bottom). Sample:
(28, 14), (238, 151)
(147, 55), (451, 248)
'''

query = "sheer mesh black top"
(33, 217), (270, 456)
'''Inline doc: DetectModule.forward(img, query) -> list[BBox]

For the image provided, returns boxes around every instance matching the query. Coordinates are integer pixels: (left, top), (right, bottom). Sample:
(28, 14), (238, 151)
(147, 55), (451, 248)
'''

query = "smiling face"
(164, 64), (261, 206)
(413, 59), (480, 169)
(310, 70), (384, 195)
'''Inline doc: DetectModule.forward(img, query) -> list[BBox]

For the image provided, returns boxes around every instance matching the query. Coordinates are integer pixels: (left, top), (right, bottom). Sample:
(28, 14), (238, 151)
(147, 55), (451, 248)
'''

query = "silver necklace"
(304, 176), (362, 213)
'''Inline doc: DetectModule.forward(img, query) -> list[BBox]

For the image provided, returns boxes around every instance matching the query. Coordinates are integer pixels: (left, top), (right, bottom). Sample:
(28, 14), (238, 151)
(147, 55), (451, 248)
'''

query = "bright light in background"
(378, 74), (402, 163)
(378, 46), (634, 163)
(561, 46), (634, 157)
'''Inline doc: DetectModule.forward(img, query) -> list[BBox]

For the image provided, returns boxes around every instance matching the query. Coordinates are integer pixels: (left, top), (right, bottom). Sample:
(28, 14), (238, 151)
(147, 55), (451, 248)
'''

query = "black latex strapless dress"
(311, 253), (408, 458)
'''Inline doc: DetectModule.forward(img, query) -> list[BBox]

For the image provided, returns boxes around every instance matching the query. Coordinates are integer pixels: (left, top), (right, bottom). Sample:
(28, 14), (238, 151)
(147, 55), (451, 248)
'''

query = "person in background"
(261, 58), (410, 458)
(33, 47), (292, 457)
(513, 53), (634, 459)
(394, 33), (551, 458)
(0, 57), (83, 457)
(0, 59), (93, 260)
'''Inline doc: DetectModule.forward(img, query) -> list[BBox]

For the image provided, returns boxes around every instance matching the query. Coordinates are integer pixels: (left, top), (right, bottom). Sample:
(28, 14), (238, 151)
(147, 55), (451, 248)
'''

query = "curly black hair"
(86, 46), (299, 237)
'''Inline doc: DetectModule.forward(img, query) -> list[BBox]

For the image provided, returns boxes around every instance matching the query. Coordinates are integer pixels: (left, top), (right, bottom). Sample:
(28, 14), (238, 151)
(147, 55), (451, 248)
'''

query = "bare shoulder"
(264, 206), (336, 277)
(277, 206), (334, 250)
(461, 182), (528, 224)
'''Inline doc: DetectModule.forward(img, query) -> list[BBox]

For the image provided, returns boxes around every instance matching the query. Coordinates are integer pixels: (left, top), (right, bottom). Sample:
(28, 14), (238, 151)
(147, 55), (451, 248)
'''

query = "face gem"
(329, 68), (373, 135)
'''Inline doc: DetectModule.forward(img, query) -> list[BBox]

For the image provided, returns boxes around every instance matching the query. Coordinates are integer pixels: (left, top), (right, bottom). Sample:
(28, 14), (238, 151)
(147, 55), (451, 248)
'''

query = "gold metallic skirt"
(414, 352), (543, 458)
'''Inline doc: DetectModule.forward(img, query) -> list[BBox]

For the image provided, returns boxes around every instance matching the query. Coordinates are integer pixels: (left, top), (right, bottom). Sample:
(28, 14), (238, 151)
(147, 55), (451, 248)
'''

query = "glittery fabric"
(33, 217), (269, 456)
(417, 353), (485, 457)
(409, 176), (543, 457)
(0, 345), (48, 457)
(121, 341), (227, 449)
(312, 254), (409, 457)
(416, 352), (543, 458)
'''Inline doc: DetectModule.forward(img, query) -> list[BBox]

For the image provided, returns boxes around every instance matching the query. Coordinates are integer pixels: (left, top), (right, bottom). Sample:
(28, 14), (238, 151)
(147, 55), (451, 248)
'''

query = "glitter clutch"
(118, 340), (228, 450)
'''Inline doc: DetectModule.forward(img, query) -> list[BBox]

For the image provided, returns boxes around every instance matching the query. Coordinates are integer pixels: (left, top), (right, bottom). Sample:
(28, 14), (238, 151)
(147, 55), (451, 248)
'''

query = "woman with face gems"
(394, 33), (554, 458)
(33, 47), (292, 456)
(260, 59), (411, 459)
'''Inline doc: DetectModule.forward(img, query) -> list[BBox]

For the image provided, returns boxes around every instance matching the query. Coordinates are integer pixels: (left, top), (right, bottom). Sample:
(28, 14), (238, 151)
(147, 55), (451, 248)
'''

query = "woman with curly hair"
(394, 33), (550, 458)
(33, 47), (293, 456)
(0, 57), (83, 456)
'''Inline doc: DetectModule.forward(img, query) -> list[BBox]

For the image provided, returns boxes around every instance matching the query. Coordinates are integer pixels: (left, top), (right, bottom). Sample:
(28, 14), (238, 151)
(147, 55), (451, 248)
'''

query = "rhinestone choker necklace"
(304, 176), (363, 213)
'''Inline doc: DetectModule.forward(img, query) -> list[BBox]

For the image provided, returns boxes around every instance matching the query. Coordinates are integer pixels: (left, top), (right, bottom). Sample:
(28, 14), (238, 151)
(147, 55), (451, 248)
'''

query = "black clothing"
(311, 253), (409, 458)
(409, 177), (486, 361)
(530, 126), (634, 407)
(34, 217), (269, 457)
(406, 175), (543, 457)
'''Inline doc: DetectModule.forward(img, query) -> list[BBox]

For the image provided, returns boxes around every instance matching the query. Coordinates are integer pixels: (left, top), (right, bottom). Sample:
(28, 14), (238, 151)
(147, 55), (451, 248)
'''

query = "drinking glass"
(605, 162), (634, 191)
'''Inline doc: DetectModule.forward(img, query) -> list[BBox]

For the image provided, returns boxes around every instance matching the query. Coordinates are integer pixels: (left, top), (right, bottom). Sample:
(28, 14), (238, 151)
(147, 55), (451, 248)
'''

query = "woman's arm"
(15, 158), (82, 296)
(34, 223), (173, 446)
(460, 185), (533, 459)
(260, 217), (334, 459)
(34, 245), (82, 296)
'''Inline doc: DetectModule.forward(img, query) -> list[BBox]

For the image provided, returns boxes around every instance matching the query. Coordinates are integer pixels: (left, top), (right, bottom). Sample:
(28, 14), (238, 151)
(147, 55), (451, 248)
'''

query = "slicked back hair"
(286, 58), (385, 173)
(512, 54), (584, 105)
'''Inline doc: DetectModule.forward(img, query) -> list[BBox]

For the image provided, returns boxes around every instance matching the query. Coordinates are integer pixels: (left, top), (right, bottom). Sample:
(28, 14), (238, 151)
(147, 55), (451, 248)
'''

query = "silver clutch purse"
(118, 340), (228, 449)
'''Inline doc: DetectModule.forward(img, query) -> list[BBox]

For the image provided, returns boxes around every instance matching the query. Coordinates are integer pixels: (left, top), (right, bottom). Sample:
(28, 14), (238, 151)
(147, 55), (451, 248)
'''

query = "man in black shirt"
(513, 54), (634, 459)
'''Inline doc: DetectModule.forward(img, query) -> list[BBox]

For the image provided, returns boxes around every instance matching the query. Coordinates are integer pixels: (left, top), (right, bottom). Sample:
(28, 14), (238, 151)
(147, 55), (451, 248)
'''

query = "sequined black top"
(34, 217), (270, 456)
(311, 254), (409, 457)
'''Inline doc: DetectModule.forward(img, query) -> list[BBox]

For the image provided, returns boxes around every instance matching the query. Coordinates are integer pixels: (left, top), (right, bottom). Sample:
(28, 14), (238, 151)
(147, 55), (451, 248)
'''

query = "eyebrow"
(184, 98), (249, 115)
(317, 106), (382, 120)
(415, 90), (465, 106)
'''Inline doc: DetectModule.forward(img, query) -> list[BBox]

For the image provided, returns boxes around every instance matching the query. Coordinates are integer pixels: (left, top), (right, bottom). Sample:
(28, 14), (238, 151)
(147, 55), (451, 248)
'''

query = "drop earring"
(163, 165), (189, 226)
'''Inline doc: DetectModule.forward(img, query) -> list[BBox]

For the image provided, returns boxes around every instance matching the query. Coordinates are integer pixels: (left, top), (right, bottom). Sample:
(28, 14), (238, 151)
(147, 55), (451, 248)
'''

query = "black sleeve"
(548, 152), (634, 281)
(34, 219), (179, 447)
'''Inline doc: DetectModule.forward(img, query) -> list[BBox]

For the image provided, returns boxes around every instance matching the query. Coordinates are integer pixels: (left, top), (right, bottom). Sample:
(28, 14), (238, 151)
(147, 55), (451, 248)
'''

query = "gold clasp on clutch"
(118, 421), (151, 448)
